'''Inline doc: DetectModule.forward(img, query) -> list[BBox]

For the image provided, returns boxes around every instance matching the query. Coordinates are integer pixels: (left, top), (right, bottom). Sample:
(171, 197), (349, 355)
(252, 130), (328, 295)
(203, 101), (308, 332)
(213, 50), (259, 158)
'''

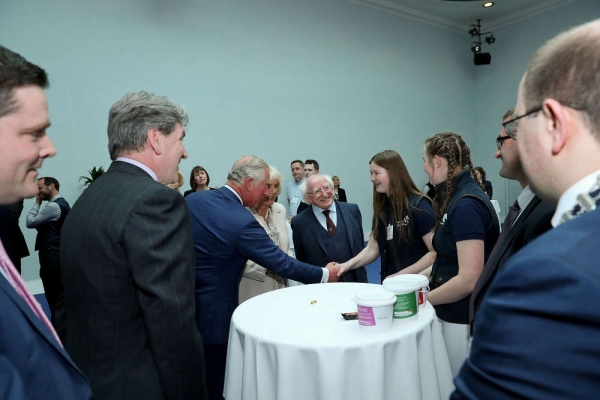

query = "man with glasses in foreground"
(453, 18), (600, 398)
(468, 108), (554, 327)
(292, 174), (368, 283)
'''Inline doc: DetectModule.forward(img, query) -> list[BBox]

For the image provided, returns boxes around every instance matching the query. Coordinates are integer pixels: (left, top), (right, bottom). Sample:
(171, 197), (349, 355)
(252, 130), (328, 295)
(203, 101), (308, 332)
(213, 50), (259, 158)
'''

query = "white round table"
(224, 283), (454, 400)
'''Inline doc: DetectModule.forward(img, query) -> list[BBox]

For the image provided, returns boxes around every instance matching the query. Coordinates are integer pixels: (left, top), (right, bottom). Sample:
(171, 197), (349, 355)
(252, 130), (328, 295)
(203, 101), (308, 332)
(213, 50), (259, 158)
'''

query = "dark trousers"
(204, 343), (228, 400)
(38, 249), (63, 327)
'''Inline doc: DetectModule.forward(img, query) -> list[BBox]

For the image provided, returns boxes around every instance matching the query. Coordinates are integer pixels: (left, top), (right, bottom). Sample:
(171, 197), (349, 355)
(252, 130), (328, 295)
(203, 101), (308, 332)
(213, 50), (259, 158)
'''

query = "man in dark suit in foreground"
(59, 91), (208, 400)
(0, 45), (92, 399)
(186, 155), (340, 400)
(292, 174), (368, 283)
(453, 19), (600, 399)
(468, 108), (554, 325)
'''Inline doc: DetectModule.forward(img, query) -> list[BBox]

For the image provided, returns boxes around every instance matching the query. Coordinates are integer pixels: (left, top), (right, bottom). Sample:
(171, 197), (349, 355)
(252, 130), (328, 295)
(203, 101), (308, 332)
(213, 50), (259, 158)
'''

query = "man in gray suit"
(292, 174), (368, 283)
(59, 91), (208, 400)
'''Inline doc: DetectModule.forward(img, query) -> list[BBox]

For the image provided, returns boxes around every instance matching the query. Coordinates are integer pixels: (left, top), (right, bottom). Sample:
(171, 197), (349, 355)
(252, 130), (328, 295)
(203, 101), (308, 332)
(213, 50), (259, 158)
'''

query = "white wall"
(1, 0), (598, 282)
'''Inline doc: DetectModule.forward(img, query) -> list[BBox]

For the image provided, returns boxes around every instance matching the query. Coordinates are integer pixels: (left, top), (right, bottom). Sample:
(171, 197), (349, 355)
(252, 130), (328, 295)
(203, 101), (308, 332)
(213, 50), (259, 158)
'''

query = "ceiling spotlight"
(471, 43), (481, 53)
(468, 26), (479, 37)
(486, 35), (496, 44)
(483, 2), (495, 7)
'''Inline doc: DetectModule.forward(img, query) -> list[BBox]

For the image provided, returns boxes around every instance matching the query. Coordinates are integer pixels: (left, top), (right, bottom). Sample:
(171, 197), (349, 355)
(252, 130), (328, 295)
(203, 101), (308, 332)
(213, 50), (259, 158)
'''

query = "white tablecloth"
(224, 283), (454, 400)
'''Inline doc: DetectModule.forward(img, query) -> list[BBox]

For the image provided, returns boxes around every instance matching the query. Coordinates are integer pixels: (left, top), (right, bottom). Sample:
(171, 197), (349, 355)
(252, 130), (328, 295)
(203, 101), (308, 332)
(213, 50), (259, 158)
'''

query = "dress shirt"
(115, 156), (158, 181)
(311, 202), (337, 231)
(513, 185), (536, 224)
(286, 178), (305, 216)
(26, 194), (63, 228)
(551, 169), (600, 227)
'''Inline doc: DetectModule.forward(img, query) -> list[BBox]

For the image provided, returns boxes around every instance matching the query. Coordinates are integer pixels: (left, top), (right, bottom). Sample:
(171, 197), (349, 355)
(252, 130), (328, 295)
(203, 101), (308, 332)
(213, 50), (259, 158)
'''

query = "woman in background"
(337, 150), (436, 283)
(423, 132), (499, 376)
(239, 166), (292, 303)
(474, 166), (493, 199)
(332, 175), (347, 202)
(184, 165), (212, 197)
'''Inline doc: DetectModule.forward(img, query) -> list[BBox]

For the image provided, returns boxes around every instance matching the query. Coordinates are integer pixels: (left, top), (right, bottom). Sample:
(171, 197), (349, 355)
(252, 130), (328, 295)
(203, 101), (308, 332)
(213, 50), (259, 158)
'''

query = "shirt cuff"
(321, 267), (329, 283)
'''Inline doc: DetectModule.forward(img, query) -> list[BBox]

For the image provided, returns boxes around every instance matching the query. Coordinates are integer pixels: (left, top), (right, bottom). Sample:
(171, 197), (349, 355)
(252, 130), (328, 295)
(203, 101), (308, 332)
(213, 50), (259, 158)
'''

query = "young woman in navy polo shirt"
(337, 150), (436, 283)
(423, 132), (499, 377)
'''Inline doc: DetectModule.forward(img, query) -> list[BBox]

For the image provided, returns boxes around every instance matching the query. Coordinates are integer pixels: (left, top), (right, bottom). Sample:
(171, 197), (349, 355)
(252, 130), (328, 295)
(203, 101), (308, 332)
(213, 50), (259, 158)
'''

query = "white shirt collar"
(312, 200), (336, 216)
(116, 157), (158, 181)
(224, 184), (243, 204)
(551, 169), (600, 227)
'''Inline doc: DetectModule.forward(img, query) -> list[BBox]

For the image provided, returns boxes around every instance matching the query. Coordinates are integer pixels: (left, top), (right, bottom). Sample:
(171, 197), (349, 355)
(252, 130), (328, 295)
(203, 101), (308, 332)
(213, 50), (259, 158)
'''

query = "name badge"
(387, 224), (393, 241)
(291, 196), (299, 205)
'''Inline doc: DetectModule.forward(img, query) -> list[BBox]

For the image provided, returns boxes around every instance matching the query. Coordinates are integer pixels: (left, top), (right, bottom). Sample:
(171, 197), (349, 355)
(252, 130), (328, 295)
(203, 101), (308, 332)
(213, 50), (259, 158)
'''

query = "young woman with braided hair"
(423, 132), (499, 377)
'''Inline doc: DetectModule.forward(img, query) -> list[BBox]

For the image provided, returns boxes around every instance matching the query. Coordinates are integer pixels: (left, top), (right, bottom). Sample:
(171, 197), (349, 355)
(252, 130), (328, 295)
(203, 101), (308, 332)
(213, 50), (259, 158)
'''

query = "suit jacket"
(453, 207), (600, 399)
(238, 202), (293, 302)
(0, 245), (92, 399)
(482, 179), (493, 199)
(470, 195), (554, 320)
(187, 187), (323, 344)
(59, 161), (207, 400)
(291, 201), (367, 283)
(297, 200), (310, 215)
(336, 188), (347, 202)
(0, 201), (29, 266)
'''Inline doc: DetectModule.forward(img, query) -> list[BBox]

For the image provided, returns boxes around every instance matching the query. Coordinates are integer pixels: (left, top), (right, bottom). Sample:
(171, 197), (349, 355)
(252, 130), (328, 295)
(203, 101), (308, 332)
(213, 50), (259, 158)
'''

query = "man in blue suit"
(0, 45), (92, 399)
(453, 19), (600, 399)
(186, 155), (340, 400)
(292, 174), (368, 283)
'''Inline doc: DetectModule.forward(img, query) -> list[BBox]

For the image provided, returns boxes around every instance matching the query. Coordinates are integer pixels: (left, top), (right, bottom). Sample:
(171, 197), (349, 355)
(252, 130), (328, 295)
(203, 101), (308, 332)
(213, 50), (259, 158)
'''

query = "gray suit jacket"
(59, 161), (207, 400)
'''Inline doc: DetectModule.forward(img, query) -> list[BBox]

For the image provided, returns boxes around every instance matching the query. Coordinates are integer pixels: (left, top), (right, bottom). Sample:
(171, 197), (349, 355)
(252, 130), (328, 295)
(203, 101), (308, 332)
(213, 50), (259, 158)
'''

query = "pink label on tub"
(357, 305), (375, 326)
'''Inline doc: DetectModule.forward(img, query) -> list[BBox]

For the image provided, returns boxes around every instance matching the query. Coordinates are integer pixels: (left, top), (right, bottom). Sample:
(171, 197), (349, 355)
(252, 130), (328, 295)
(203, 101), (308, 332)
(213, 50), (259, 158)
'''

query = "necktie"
(469, 199), (520, 323)
(0, 240), (62, 345)
(322, 210), (336, 237)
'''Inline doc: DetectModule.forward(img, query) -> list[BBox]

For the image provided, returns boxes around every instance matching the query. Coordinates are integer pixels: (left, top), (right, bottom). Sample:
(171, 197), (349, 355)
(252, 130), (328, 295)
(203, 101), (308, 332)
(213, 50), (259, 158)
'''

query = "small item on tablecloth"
(341, 312), (359, 320)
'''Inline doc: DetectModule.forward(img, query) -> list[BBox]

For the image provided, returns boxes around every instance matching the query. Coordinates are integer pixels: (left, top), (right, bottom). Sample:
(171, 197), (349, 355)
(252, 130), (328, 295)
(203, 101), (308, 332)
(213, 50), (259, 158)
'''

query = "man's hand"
(326, 262), (340, 283)
(35, 193), (43, 204)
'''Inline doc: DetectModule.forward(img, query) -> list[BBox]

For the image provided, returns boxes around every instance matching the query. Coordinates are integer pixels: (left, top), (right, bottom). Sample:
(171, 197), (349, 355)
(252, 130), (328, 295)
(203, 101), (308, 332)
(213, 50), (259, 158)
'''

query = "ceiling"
(345, 0), (574, 33)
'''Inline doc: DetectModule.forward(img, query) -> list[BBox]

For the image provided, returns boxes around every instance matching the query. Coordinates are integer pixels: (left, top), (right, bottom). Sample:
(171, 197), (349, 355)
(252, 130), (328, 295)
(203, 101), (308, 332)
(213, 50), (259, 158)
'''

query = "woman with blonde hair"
(337, 150), (436, 282)
(423, 132), (499, 376)
(239, 165), (292, 303)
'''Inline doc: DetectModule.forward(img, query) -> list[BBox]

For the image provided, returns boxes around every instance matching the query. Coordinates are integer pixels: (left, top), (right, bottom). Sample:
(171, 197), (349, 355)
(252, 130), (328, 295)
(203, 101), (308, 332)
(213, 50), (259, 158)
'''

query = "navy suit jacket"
(470, 195), (554, 320)
(187, 187), (324, 344)
(291, 201), (367, 283)
(453, 207), (600, 399)
(0, 263), (92, 399)
(59, 161), (207, 400)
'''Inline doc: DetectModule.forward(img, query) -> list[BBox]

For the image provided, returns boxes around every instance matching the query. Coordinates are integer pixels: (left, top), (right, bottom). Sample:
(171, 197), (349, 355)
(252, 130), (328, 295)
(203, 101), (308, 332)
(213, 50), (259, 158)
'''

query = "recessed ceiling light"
(483, 2), (495, 7)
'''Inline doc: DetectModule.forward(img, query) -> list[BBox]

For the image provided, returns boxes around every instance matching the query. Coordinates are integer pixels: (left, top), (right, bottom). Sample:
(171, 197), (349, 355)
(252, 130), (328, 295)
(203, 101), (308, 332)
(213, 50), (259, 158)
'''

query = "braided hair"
(424, 132), (484, 231)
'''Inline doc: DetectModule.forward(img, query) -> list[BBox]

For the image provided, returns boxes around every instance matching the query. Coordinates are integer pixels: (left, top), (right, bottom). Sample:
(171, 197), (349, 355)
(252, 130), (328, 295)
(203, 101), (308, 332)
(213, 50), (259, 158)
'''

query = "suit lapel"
(305, 208), (331, 256)
(0, 276), (81, 371)
(335, 202), (356, 250)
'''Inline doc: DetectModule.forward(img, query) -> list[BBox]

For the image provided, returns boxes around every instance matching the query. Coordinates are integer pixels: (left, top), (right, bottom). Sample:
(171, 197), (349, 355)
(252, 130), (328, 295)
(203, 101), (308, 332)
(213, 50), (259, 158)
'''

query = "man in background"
(286, 159), (305, 217)
(453, 18), (600, 398)
(0, 44), (92, 399)
(59, 91), (208, 400)
(297, 158), (320, 214)
(25, 176), (69, 325)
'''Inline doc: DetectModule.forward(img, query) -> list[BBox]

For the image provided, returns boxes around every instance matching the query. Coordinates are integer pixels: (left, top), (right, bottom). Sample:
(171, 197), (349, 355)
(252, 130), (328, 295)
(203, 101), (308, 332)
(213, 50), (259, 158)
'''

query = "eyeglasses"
(307, 185), (332, 196)
(503, 102), (586, 139)
(502, 107), (542, 139)
(496, 135), (513, 149)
